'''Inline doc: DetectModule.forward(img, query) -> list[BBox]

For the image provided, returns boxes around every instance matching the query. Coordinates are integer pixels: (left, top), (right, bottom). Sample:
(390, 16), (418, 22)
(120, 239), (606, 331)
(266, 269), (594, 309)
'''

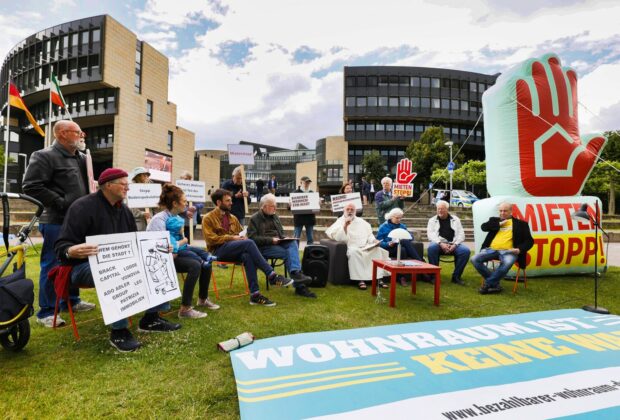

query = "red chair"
(49, 266), (81, 340)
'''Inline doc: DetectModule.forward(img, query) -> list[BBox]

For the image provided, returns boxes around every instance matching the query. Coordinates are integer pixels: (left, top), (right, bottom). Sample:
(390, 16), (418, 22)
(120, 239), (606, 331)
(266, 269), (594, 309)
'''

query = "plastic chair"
(210, 261), (249, 299)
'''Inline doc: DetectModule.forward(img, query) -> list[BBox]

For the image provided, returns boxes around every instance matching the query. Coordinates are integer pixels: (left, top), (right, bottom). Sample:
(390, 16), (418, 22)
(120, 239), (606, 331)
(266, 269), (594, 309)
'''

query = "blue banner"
(230, 309), (620, 419)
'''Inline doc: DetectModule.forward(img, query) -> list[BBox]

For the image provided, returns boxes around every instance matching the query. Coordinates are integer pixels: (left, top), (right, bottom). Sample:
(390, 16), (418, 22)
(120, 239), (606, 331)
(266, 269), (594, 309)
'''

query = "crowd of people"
(22, 120), (533, 352)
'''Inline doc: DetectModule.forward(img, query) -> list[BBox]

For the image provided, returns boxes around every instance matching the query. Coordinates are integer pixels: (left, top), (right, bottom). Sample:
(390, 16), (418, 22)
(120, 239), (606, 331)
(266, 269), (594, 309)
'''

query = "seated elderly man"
(471, 202), (534, 295)
(325, 202), (389, 290)
(426, 201), (471, 286)
(54, 168), (181, 352)
(247, 194), (316, 298)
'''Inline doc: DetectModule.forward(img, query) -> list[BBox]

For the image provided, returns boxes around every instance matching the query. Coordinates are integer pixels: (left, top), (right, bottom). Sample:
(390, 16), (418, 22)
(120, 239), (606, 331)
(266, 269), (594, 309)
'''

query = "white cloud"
(579, 63), (620, 133)
(142, 31), (179, 51)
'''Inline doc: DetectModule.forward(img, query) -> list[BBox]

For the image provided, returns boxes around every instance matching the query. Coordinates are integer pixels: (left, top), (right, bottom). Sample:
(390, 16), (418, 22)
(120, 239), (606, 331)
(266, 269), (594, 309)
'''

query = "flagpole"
(4, 70), (11, 193)
(46, 82), (52, 148)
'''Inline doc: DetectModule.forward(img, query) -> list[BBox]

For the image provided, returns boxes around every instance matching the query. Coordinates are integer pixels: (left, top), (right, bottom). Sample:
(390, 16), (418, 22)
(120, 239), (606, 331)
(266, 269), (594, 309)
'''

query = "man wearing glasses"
(23, 120), (96, 328)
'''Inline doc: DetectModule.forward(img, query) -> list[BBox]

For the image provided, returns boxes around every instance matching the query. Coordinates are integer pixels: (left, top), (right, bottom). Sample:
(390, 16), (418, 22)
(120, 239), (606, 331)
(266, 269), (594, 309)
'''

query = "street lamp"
(444, 141), (454, 204)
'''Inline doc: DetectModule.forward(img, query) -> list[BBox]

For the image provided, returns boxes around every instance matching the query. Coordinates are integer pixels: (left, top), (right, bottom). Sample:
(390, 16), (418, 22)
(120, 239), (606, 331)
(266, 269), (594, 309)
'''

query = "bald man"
(23, 120), (95, 327)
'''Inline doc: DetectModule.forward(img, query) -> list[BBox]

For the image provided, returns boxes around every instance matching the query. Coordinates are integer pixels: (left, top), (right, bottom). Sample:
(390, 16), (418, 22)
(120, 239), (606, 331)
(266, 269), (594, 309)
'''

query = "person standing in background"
(221, 166), (248, 225)
(268, 175), (277, 195)
(179, 170), (202, 243)
(255, 178), (265, 202)
(128, 166), (152, 231)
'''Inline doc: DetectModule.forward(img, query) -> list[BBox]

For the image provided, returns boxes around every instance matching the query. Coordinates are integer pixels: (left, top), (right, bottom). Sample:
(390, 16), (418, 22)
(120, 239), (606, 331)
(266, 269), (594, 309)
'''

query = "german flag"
(8, 82), (45, 137)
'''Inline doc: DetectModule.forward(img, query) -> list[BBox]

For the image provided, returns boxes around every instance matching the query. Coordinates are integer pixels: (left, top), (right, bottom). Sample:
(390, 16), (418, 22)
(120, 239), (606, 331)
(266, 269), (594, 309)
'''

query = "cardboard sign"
(393, 183), (413, 197)
(330, 192), (363, 213)
(228, 144), (255, 165)
(86, 231), (180, 325)
(127, 183), (162, 208)
(290, 192), (320, 214)
(396, 158), (417, 184)
(176, 179), (206, 203)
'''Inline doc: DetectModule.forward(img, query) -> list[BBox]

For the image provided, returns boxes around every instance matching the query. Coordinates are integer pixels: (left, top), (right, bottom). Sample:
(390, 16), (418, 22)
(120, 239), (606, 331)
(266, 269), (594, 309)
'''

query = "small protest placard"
(228, 144), (255, 165)
(127, 183), (162, 208)
(393, 183), (414, 197)
(87, 231), (180, 325)
(176, 179), (206, 202)
(290, 192), (320, 214)
(330, 192), (363, 213)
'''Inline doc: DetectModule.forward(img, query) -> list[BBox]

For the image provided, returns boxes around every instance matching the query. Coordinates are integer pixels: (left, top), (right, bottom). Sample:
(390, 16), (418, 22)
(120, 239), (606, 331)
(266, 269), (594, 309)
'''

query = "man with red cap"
(55, 168), (181, 352)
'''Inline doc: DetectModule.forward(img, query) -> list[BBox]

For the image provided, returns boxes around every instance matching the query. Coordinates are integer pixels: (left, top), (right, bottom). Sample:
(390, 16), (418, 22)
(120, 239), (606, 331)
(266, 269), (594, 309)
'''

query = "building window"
(135, 41), (143, 93)
(441, 98), (450, 109)
(432, 98), (440, 109)
(366, 122), (375, 131)
(399, 76), (409, 86)
(389, 97), (398, 107)
(167, 131), (173, 151)
(421, 97), (430, 108)
(146, 100), (153, 122)
(470, 81), (478, 92)
(460, 100), (469, 111)
(451, 99), (459, 110)
(378, 97), (388, 107)
(367, 96), (377, 107)
(399, 97), (410, 107)
(431, 78), (440, 88)
(411, 77), (420, 87)
(356, 97), (367, 107)
(345, 97), (355, 107)
(421, 77), (430, 88)
(378, 76), (388, 86)
(356, 76), (366, 87)
(411, 97), (420, 108)
(346, 122), (355, 131)
(346, 76), (356, 87)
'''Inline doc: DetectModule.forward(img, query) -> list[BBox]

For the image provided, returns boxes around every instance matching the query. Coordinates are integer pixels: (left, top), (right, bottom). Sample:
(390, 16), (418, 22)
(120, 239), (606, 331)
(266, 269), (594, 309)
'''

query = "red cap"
(98, 168), (128, 186)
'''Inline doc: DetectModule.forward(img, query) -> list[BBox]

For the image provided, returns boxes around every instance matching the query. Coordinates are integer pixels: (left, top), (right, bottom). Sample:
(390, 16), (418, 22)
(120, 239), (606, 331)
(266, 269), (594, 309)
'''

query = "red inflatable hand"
(516, 55), (607, 196)
(396, 159), (417, 184)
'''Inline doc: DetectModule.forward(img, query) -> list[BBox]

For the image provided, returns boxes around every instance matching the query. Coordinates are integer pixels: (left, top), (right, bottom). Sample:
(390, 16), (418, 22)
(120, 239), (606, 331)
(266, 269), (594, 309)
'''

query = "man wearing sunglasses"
(23, 120), (96, 328)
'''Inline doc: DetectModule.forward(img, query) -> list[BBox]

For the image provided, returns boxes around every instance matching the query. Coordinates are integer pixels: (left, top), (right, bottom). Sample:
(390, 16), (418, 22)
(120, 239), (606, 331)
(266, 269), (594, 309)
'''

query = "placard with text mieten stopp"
(86, 230), (180, 325)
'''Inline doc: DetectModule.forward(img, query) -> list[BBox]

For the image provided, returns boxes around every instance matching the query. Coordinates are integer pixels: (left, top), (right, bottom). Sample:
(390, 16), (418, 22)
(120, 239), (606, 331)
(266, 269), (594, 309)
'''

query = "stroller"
(0, 193), (43, 352)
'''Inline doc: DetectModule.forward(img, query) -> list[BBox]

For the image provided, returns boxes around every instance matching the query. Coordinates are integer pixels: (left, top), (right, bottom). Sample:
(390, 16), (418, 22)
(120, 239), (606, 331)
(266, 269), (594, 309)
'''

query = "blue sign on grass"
(230, 309), (620, 419)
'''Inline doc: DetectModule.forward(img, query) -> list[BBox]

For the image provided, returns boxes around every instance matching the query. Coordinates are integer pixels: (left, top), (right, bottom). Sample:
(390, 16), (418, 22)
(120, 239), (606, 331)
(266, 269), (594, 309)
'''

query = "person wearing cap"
(293, 176), (316, 244)
(22, 120), (96, 328)
(54, 168), (182, 352)
(128, 166), (153, 231)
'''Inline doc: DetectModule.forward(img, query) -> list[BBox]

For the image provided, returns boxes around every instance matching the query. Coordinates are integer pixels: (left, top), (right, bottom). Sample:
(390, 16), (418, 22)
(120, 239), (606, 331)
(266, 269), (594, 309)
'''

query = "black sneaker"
(110, 328), (141, 352)
(138, 315), (182, 333)
(479, 285), (503, 295)
(269, 273), (294, 287)
(451, 277), (465, 286)
(250, 293), (276, 307)
(291, 271), (313, 286)
(295, 285), (317, 298)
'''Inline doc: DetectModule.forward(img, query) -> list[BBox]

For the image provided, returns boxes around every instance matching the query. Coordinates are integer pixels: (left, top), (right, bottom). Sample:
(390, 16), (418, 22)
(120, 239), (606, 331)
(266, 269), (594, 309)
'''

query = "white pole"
(46, 84), (52, 148)
(4, 70), (12, 193)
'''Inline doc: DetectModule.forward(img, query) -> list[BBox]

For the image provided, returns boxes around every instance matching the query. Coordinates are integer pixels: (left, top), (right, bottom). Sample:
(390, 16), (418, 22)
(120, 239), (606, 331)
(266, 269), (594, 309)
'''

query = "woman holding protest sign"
(129, 167), (154, 231)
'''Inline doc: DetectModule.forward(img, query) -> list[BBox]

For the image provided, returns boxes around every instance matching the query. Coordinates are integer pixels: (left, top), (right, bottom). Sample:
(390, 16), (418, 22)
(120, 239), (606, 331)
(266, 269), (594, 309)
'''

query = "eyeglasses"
(112, 182), (130, 188)
(64, 130), (86, 138)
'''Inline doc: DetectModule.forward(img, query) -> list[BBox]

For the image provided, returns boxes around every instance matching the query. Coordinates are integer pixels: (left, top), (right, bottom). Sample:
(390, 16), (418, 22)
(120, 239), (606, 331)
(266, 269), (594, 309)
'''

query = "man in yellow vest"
(471, 202), (533, 294)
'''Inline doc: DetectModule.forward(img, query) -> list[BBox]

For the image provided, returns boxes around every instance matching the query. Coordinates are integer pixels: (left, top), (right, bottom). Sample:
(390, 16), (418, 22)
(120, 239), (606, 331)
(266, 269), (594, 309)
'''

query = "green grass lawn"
(1, 245), (619, 419)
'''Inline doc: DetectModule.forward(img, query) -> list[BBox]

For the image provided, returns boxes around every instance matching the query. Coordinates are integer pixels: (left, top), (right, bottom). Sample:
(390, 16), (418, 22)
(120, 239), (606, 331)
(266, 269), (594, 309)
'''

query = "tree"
(361, 150), (386, 184)
(583, 161), (620, 214)
(457, 160), (486, 191)
(602, 130), (620, 162)
(405, 126), (464, 189)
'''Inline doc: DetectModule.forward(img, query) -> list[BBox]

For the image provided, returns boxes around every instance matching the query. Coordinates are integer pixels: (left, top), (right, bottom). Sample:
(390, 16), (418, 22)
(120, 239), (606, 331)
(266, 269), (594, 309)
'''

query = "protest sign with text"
(228, 144), (255, 165)
(127, 183), (161, 208)
(290, 192), (320, 214)
(176, 179), (206, 202)
(330, 192), (363, 213)
(86, 230), (180, 325)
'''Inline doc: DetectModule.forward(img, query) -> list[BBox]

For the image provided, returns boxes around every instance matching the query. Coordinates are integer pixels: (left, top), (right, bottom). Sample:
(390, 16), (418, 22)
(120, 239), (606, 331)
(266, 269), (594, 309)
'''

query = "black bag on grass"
(0, 266), (34, 326)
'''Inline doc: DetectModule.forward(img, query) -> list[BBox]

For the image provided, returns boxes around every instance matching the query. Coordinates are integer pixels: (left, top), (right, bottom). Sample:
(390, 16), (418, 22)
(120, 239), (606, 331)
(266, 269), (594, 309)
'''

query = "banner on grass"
(230, 309), (620, 419)
(87, 231), (180, 325)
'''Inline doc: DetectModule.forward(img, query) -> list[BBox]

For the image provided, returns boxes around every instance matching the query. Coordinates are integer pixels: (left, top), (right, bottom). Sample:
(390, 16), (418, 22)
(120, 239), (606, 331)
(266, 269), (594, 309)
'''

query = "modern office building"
(217, 141), (315, 195)
(0, 15), (194, 191)
(344, 66), (498, 183)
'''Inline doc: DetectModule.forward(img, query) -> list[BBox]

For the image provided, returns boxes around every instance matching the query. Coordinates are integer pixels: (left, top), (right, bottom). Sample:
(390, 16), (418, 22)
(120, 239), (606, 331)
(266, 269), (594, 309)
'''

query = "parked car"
(432, 189), (479, 208)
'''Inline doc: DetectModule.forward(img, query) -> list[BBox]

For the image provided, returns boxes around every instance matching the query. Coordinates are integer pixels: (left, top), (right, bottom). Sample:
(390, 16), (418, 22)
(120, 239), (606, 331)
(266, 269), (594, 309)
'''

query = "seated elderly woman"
(377, 207), (426, 286)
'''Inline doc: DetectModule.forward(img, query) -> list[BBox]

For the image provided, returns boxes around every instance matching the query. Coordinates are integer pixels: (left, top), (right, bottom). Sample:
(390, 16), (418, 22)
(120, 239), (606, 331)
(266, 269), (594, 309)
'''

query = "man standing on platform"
(471, 202), (533, 295)
(374, 176), (403, 224)
(426, 201), (470, 285)
(22, 120), (95, 328)
(221, 166), (248, 225)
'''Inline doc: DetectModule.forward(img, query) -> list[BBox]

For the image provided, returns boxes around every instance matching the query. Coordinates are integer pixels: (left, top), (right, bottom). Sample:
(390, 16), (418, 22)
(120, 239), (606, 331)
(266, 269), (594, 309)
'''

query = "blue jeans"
(293, 224), (314, 244)
(427, 243), (471, 280)
(213, 240), (274, 294)
(177, 246), (213, 265)
(471, 248), (518, 288)
(37, 223), (80, 318)
(71, 262), (170, 330)
(260, 242), (302, 289)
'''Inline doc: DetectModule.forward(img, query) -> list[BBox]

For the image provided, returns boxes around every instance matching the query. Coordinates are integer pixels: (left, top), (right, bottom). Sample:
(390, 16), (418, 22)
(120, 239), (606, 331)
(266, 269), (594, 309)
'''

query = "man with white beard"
(325, 202), (389, 290)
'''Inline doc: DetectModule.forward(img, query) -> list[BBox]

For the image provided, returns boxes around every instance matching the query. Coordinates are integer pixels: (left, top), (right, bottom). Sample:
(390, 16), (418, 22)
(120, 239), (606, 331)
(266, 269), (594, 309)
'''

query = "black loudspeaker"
(301, 245), (330, 287)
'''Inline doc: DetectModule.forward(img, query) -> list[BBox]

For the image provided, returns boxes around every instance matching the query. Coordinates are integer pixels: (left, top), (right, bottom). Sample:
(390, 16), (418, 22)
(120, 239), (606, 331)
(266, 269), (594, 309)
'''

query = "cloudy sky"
(1, 0), (619, 150)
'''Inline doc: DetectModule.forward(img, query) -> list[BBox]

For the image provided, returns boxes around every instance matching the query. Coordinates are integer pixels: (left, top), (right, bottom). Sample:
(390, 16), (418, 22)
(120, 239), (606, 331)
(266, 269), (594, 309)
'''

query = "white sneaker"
(178, 308), (207, 319)
(197, 298), (220, 310)
(37, 315), (66, 328)
(72, 301), (96, 312)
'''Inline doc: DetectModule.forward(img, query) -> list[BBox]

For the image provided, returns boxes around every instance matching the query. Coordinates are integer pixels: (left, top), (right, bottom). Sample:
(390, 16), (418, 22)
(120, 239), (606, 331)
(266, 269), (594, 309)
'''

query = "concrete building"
(0, 15), (194, 190)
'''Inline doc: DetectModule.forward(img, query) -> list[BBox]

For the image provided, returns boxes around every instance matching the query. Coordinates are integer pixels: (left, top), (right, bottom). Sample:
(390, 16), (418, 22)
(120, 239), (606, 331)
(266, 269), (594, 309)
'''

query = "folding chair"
(210, 261), (249, 299)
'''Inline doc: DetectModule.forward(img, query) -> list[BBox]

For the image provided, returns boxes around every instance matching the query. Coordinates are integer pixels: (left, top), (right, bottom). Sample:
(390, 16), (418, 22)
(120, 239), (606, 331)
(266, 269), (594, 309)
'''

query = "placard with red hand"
(393, 158), (417, 197)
